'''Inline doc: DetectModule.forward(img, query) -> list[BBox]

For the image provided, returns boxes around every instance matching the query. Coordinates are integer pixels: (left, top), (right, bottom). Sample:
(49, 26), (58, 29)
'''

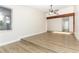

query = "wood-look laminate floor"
(0, 41), (55, 53)
(0, 32), (79, 53)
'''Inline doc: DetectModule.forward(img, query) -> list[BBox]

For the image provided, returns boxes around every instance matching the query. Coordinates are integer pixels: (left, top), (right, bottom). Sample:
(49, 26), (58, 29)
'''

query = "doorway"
(47, 13), (75, 34)
(62, 16), (73, 34)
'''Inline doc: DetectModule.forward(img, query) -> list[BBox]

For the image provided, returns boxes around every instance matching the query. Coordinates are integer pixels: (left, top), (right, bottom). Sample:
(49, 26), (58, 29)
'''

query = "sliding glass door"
(62, 17), (69, 32)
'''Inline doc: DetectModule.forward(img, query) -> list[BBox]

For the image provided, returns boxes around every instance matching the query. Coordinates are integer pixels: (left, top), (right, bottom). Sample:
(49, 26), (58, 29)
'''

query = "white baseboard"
(21, 31), (47, 39)
(0, 39), (20, 46)
(0, 31), (47, 46)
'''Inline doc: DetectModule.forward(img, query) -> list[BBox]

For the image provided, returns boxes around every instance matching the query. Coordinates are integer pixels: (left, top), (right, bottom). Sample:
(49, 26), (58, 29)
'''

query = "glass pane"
(0, 6), (11, 30)
(62, 17), (69, 32)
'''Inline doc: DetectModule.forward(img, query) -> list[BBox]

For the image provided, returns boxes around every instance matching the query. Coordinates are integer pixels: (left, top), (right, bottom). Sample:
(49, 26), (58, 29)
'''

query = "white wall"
(74, 6), (79, 40)
(58, 6), (74, 15)
(47, 18), (63, 32)
(47, 6), (74, 32)
(69, 16), (73, 32)
(0, 5), (47, 45)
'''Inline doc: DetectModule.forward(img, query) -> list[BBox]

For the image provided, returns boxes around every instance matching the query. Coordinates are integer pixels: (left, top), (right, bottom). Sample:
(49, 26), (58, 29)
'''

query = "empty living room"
(0, 4), (79, 53)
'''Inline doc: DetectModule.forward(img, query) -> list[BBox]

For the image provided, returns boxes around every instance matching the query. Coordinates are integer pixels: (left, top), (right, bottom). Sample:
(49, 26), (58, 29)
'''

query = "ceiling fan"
(49, 5), (59, 15)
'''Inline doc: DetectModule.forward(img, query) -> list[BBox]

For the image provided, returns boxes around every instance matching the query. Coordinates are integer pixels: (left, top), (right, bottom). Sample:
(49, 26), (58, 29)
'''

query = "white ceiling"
(30, 5), (72, 13)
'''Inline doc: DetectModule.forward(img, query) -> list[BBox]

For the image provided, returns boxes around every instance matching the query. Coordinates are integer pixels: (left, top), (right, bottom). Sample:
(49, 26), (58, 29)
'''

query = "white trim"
(0, 39), (20, 46)
(0, 31), (46, 46)
(21, 31), (47, 39)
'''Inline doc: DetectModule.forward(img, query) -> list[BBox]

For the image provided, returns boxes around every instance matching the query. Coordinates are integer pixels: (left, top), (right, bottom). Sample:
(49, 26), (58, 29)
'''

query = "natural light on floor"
(53, 32), (72, 35)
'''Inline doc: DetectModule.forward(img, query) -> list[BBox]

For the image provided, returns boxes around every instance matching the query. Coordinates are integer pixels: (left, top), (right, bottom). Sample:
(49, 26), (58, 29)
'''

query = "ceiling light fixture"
(49, 5), (59, 15)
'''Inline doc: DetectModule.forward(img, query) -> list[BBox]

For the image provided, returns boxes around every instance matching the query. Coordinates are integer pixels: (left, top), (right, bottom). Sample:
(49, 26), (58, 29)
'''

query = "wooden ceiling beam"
(47, 13), (75, 19)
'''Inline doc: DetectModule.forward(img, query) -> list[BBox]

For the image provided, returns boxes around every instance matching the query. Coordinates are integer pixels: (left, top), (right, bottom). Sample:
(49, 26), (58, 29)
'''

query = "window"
(0, 6), (12, 30)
